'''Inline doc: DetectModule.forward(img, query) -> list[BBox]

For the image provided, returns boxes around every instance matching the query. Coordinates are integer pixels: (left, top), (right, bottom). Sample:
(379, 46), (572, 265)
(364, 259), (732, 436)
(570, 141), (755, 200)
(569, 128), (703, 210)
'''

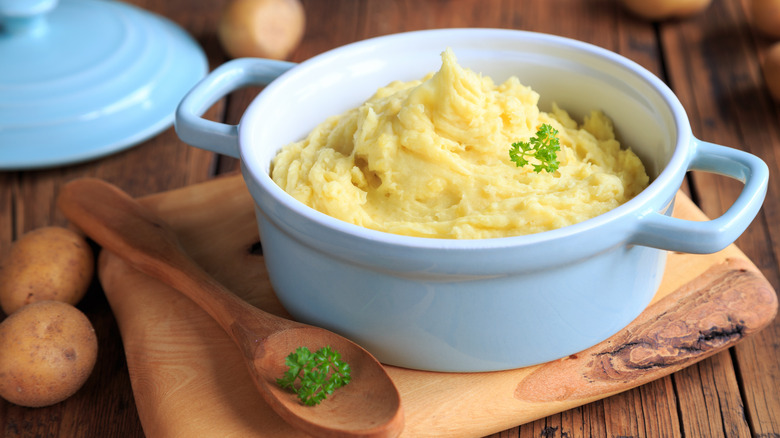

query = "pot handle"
(175, 58), (296, 158)
(630, 140), (768, 253)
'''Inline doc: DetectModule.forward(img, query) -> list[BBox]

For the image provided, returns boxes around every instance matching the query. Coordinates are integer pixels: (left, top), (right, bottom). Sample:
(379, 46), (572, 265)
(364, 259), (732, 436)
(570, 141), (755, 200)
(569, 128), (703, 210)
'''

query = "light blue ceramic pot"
(175, 29), (768, 372)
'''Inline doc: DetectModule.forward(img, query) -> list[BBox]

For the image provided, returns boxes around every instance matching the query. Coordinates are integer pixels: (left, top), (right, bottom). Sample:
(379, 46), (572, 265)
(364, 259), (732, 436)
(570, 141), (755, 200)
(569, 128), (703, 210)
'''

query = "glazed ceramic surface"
(175, 29), (768, 372)
(0, 0), (207, 169)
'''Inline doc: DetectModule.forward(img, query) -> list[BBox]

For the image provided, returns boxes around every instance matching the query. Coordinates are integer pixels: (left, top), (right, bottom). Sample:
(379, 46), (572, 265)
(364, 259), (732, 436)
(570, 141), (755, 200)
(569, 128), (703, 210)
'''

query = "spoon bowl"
(56, 177), (404, 438)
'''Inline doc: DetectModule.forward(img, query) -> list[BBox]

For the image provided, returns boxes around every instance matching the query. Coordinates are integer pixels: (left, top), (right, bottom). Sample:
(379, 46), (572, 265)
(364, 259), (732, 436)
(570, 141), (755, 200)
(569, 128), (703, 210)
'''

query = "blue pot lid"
(0, 0), (208, 170)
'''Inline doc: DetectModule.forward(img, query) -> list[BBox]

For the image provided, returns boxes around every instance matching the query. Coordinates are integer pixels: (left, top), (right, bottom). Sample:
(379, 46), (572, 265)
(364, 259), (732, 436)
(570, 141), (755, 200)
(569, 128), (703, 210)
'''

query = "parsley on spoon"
(56, 178), (404, 438)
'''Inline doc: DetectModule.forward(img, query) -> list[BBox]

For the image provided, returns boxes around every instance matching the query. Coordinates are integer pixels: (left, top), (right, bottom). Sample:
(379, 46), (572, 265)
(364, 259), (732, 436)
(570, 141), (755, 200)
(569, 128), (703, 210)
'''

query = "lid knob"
(0, 0), (58, 36)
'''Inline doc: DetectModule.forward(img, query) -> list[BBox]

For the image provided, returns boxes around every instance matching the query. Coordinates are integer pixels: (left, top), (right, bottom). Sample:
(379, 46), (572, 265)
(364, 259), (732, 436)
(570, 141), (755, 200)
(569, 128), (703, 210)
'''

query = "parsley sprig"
(509, 123), (561, 173)
(276, 346), (351, 406)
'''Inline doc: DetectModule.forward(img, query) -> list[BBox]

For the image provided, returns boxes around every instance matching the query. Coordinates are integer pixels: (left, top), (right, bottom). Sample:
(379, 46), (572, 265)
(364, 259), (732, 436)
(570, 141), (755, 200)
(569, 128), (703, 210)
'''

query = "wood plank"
(640, 377), (682, 437)
(604, 389), (644, 437)
(0, 174), (15, 256)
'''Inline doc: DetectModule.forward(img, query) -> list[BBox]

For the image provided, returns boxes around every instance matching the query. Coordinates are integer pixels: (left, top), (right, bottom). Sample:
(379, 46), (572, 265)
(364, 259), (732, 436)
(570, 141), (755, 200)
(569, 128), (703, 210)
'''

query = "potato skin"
(0, 227), (94, 316)
(217, 0), (305, 60)
(0, 301), (98, 407)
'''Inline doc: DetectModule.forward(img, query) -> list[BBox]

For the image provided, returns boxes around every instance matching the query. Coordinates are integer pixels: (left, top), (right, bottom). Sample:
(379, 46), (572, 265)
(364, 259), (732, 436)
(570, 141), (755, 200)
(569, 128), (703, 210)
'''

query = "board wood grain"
(96, 174), (777, 437)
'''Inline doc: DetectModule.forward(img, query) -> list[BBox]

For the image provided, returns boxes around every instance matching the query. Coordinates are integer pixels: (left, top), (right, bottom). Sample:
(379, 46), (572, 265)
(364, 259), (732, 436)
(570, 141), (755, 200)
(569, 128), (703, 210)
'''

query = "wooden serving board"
(96, 174), (778, 438)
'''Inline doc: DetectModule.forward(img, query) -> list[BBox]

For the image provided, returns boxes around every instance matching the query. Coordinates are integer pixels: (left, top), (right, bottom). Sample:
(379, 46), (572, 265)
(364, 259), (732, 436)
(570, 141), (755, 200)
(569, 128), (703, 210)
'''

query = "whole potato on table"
(0, 226), (94, 316)
(0, 301), (98, 407)
(217, 0), (305, 60)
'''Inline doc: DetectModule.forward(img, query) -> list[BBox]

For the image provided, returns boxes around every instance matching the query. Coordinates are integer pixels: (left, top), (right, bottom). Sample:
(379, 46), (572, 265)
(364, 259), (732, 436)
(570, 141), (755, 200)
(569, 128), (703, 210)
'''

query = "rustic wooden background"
(1, 0), (778, 436)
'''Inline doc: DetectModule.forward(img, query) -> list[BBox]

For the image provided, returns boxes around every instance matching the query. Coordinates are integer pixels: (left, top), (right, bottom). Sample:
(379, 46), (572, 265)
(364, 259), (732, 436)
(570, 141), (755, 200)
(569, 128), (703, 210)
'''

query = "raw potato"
(0, 226), (94, 316)
(619, 0), (712, 20)
(217, 0), (305, 60)
(0, 301), (98, 407)
(764, 43), (780, 101)
(751, 0), (780, 39)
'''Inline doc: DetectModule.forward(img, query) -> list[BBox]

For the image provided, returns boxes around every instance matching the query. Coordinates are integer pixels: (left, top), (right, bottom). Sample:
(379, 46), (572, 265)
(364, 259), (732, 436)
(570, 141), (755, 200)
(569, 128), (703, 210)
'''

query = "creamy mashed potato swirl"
(271, 49), (649, 239)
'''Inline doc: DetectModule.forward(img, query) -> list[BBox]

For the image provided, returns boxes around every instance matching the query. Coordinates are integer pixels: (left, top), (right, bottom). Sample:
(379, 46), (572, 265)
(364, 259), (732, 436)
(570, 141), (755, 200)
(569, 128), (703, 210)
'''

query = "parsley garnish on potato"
(509, 123), (561, 173)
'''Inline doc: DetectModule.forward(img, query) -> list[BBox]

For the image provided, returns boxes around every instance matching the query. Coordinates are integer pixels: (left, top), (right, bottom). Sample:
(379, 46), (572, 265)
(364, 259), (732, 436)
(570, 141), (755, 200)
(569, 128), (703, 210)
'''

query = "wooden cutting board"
(96, 173), (778, 438)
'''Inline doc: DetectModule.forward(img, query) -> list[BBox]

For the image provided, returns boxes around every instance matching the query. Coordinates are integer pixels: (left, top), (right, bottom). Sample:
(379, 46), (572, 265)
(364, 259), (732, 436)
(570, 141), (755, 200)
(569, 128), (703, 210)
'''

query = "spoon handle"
(56, 178), (292, 345)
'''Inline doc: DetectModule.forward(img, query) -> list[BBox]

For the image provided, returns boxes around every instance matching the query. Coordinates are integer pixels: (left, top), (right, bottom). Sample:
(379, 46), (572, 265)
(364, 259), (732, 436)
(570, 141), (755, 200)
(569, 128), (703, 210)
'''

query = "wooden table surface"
(2, 0), (779, 436)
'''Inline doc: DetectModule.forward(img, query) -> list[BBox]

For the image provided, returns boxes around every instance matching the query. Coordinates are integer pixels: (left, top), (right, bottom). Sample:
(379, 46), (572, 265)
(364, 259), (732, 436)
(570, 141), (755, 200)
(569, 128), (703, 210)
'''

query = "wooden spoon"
(57, 178), (404, 438)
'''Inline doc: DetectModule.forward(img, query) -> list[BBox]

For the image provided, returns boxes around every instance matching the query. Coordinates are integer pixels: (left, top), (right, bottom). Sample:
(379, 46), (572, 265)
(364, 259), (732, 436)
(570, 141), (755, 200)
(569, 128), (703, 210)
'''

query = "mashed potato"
(271, 49), (649, 239)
